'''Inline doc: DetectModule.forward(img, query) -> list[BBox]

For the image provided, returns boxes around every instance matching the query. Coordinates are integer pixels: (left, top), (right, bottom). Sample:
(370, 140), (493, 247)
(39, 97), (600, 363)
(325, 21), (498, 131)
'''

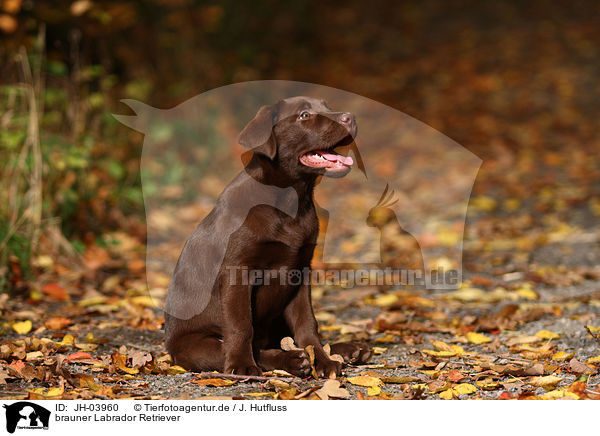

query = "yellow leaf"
(503, 198), (521, 211)
(515, 284), (538, 300)
(535, 330), (559, 340)
(193, 378), (235, 387)
(28, 386), (64, 398)
(453, 383), (477, 395)
(59, 334), (76, 346)
(46, 387), (64, 397)
(368, 385), (382, 396)
(432, 340), (453, 352)
(166, 365), (187, 374)
(130, 296), (158, 308)
(466, 332), (491, 344)
(541, 389), (564, 399)
(372, 347), (387, 355)
(444, 287), (487, 302)
(12, 320), (32, 334)
(373, 333), (396, 343)
(586, 355), (600, 364)
(319, 325), (342, 332)
(540, 388), (578, 400)
(347, 376), (382, 387)
(471, 195), (497, 212)
(411, 383), (428, 391)
(78, 296), (107, 307)
(587, 325), (600, 334)
(529, 375), (563, 388)
(422, 350), (457, 358)
(112, 353), (139, 375)
(476, 380), (499, 390)
(439, 388), (454, 400)
(552, 351), (574, 362)
(246, 392), (276, 398)
(370, 294), (398, 307)
(450, 345), (465, 355)
(437, 229), (460, 246)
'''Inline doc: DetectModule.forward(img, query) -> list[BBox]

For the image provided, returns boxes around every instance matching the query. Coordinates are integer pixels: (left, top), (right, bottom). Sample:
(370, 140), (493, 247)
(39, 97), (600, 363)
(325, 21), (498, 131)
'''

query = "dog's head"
(238, 96), (357, 179)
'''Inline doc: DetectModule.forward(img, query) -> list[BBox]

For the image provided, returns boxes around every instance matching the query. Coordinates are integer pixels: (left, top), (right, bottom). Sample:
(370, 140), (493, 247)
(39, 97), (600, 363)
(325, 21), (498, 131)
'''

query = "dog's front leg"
(221, 283), (261, 375)
(284, 279), (341, 378)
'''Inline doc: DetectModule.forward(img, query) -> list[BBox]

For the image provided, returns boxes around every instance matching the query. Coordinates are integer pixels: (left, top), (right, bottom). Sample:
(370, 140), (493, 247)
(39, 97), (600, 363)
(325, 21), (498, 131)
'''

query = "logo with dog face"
(115, 81), (481, 320)
(3, 402), (50, 433)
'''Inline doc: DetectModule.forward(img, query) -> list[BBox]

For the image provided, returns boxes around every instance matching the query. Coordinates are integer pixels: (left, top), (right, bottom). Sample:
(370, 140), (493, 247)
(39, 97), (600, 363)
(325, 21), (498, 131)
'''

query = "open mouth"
(299, 149), (354, 170)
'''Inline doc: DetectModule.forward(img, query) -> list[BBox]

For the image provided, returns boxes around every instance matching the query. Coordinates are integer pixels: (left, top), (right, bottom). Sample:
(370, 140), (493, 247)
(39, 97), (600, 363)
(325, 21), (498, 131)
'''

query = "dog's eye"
(298, 111), (311, 120)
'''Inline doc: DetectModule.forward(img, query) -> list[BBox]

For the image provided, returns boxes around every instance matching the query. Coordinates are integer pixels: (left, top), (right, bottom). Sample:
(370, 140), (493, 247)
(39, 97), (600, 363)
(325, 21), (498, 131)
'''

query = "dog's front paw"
(314, 357), (342, 378)
(224, 359), (262, 376)
(329, 342), (372, 364)
(281, 350), (312, 378)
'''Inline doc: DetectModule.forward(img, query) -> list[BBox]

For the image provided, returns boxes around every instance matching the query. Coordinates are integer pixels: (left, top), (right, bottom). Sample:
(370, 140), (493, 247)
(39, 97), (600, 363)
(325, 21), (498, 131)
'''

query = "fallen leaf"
(535, 329), (560, 340)
(129, 350), (153, 367)
(453, 383), (478, 395)
(422, 350), (458, 358)
(506, 335), (543, 346)
(466, 332), (491, 344)
(315, 379), (350, 400)
(569, 358), (595, 375)
(166, 365), (187, 375)
(323, 343), (344, 364)
(541, 389), (579, 400)
(12, 320), (32, 334)
(476, 379), (499, 390)
(428, 380), (451, 393)
(41, 283), (69, 301)
(347, 375), (383, 388)
(552, 351), (574, 362)
(193, 378), (236, 387)
(529, 375), (563, 388)
(432, 340), (465, 355)
(380, 376), (419, 384)
(68, 352), (93, 361)
(281, 336), (300, 351)
(447, 369), (465, 383)
(439, 388), (454, 400)
(59, 334), (76, 346)
(515, 285), (538, 300)
(28, 386), (64, 399)
(368, 385), (382, 396)
(112, 353), (139, 375)
(587, 355), (600, 364)
(44, 317), (72, 330)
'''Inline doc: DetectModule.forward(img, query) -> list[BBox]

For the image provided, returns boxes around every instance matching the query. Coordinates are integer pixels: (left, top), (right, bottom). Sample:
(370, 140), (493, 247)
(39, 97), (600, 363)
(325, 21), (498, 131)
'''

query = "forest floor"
(2, 145), (600, 400)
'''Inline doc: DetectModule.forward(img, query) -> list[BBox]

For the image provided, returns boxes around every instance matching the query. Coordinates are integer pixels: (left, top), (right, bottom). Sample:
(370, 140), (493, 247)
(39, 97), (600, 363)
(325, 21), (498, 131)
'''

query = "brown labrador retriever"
(165, 96), (371, 377)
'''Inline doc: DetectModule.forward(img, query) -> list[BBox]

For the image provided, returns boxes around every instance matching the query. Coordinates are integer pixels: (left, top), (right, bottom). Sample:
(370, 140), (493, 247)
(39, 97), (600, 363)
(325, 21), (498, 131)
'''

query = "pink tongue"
(321, 152), (353, 166)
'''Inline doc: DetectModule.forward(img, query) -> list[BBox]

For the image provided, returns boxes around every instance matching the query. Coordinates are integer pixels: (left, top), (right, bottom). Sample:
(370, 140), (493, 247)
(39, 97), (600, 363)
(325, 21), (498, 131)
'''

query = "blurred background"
(2, 0), (600, 402)
(1, 0), (599, 295)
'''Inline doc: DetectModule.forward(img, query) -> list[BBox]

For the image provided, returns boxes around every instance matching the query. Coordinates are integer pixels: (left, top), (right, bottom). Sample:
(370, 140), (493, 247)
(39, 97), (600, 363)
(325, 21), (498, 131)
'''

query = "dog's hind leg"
(168, 333), (224, 372)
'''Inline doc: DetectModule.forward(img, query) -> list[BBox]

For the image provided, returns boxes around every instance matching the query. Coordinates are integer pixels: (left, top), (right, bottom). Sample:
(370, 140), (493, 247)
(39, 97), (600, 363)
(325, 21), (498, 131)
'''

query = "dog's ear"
(238, 104), (278, 159)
